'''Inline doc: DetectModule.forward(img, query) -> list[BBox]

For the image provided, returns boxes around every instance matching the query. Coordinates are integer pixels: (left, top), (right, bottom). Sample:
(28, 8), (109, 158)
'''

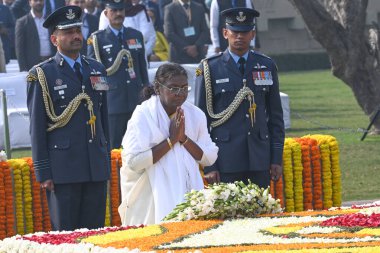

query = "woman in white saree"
(118, 63), (218, 226)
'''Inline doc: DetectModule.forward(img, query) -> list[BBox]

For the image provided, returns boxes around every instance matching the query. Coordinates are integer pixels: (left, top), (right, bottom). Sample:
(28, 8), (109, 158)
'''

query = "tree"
(288, 0), (380, 133)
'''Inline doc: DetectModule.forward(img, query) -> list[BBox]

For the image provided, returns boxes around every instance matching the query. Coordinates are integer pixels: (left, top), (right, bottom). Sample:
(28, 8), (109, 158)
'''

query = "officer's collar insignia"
(59, 57), (64, 66)
(114, 0), (121, 3)
(66, 9), (76, 20)
(236, 12), (246, 22)
(55, 79), (63, 86)
(195, 67), (203, 77)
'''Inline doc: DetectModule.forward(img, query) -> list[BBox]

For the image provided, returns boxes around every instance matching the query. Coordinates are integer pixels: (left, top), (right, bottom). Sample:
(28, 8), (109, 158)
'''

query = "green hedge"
(269, 52), (331, 72)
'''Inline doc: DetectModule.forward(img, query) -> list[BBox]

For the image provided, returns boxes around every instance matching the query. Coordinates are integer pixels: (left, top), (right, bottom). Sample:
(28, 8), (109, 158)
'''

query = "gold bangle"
(167, 138), (173, 149)
(181, 136), (189, 146)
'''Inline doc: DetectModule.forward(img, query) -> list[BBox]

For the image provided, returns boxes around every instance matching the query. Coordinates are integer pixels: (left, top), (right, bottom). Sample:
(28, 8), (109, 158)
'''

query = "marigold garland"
(307, 137), (323, 210)
(8, 160), (24, 234)
(110, 149), (122, 226)
(3, 163), (15, 237)
(295, 138), (313, 210)
(282, 139), (294, 212)
(288, 139), (304, 212)
(23, 157), (43, 233)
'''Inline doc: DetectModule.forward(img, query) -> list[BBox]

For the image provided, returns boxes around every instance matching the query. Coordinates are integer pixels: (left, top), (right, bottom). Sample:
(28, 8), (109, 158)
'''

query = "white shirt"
(210, 0), (255, 49)
(99, 9), (156, 56)
(31, 10), (51, 57)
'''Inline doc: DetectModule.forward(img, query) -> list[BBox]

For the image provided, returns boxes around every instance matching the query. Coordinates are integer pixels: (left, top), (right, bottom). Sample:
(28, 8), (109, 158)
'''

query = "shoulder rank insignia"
(195, 67), (203, 77)
(27, 73), (38, 82)
(87, 37), (93, 45)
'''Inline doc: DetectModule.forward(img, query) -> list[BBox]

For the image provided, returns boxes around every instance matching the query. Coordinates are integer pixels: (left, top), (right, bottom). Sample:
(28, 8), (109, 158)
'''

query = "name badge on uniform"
(127, 39), (142, 49)
(184, 26), (195, 37)
(252, 71), (273, 86)
(54, 84), (67, 90)
(90, 76), (109, 91)
(216, 78), (229, 84)
(127, 68), (136, 79)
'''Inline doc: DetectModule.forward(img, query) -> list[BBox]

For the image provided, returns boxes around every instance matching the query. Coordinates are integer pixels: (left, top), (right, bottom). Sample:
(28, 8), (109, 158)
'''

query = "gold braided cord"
(92, 34), (133, 76)
(203, 59), (254, 128)
(35, 67), (96, 135)
(92, 33), (102, 64)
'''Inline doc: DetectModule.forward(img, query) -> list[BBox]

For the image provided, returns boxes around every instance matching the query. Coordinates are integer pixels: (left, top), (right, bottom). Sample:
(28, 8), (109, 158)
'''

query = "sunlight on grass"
(280, 70), (380, 201)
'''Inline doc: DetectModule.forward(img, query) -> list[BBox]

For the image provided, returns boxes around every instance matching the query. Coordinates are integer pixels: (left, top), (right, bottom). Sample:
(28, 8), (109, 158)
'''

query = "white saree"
(118, 96), (218, 225)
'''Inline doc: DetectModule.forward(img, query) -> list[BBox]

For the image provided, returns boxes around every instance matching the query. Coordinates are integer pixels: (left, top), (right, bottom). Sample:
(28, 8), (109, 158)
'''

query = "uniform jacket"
(27, 53), (111, 184)
(88, 26), (149, 114)
(194, 50), (285, 174)
(164, 0), (210, 64)
(15, 13), (54, 71)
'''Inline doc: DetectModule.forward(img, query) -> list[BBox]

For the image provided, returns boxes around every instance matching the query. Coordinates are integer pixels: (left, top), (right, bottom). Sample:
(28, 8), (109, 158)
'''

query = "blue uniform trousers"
(46, 181), (107, 231)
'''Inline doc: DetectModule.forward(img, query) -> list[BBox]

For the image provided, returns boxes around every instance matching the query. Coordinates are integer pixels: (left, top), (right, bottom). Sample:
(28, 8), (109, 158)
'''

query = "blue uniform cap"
(221, 7), (260, 32)
(105, 0), (125, 10)
(43, 6), (82, 30)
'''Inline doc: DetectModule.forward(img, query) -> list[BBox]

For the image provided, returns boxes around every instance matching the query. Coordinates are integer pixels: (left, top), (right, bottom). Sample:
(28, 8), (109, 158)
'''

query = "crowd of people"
(23, 0), (283, 231)
(0, 0), (261, 71)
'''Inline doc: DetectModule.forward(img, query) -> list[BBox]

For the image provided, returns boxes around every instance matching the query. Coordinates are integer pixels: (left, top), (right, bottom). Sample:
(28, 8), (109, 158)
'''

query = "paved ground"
(341, 199), (380, 207)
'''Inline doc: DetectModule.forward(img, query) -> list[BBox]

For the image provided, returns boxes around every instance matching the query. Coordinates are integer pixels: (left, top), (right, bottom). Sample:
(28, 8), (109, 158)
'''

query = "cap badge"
(66, 9), (76, 20)
(114, 0), (121, 3)
(236, 12), (246, 22)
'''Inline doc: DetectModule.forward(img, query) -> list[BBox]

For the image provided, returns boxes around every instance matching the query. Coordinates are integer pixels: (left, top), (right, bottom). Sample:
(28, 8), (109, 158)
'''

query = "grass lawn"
(280, 70), (380, 202)
(10, 70), (379, 202)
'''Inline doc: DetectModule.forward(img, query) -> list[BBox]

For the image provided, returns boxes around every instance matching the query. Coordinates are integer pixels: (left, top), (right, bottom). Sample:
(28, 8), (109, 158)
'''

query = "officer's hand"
(204, 171), (220, 185)
(169, 106), (184, 144)
(270, 164), (283, 182)
(41, 179), (55, 192)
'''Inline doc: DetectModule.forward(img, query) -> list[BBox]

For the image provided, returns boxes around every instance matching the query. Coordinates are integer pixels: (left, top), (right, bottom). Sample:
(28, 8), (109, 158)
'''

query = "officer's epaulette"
(251, 50), (272, 60)
(35, 57), (54, 68)
(91, 29), (103, 36)
(27, 72), (38, 82)
(205, 52), (223, 61)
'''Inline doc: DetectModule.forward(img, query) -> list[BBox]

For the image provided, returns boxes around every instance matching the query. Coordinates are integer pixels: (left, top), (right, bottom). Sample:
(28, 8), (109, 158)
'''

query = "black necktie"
(238, 57), (246, 75)
(118, 32), (123, 45)
(74, 62), (83, 83)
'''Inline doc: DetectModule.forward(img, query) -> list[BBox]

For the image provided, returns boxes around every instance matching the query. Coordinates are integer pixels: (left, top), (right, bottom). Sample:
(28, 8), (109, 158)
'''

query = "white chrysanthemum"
(0, 150), (7, 162)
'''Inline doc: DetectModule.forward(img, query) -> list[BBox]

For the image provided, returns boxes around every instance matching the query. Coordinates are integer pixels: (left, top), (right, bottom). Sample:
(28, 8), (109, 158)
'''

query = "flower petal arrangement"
(1, 203), (380, 252)
(163, 180), (282, 221)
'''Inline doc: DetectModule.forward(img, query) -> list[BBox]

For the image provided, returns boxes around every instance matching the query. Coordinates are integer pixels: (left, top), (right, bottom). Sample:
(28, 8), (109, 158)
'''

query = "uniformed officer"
(194, 7), (285, 188)
(87, 0), (149, 149)
(27, 5), (111, 231)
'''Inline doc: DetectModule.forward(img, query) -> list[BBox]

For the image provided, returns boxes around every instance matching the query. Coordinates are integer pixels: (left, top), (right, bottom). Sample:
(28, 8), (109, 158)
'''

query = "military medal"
(90, 75), (109, 91)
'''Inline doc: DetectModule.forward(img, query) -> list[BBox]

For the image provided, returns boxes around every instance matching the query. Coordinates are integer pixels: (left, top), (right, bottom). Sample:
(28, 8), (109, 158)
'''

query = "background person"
(164, 0), (210, 64)
(15, 0), (54, 71)
(88, 0), (149, 149)
(194, 7), (284, 188)
(98, 0), (156, 58)
(27, 5), (110, 231)
(119, 63), (218, 226)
